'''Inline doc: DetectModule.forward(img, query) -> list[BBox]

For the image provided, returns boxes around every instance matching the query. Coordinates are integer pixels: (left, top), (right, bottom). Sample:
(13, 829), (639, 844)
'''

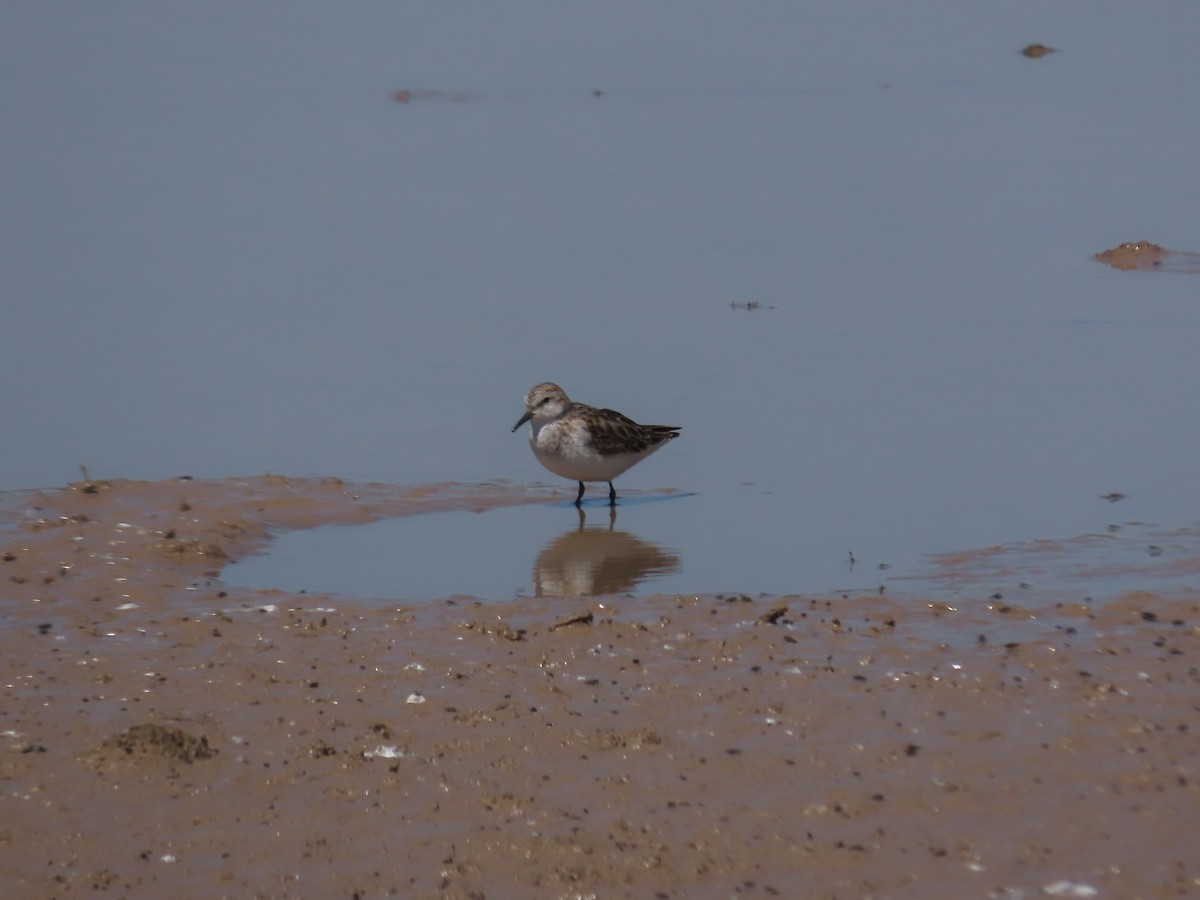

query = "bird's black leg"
(574, 481), (585, 507)
(608, 482), (617, 506)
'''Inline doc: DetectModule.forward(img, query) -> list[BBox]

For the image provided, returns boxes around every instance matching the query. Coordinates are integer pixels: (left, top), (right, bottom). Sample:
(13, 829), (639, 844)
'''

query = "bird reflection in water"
(531, 507), (681, 597)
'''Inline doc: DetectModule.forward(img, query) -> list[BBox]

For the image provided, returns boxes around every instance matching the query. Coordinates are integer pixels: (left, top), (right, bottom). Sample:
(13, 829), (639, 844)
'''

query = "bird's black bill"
(511, 411), (533, 433)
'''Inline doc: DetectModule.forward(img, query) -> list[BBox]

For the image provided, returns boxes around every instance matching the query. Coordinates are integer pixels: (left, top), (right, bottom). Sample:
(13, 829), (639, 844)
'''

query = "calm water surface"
(4, 3), (1199, 600)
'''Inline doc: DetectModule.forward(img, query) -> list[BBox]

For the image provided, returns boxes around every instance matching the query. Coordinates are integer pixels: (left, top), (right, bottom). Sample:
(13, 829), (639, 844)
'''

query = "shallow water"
(4, 2), (1200, 601)
(222, 489), (1199, 605)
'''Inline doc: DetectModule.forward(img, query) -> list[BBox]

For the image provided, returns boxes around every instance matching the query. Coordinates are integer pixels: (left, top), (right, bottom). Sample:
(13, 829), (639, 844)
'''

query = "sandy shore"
(2, 476), (1197, 898)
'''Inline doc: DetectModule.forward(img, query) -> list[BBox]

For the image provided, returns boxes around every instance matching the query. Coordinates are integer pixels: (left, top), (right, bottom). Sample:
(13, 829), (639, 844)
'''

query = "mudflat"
(2, 477), (1197, 898)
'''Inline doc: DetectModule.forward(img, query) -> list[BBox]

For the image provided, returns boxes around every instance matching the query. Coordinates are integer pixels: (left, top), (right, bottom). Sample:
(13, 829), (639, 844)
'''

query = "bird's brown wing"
(590, 408), (681, 456)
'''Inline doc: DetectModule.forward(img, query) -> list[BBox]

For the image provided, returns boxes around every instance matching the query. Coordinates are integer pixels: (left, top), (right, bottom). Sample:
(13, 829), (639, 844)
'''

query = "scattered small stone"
(496, 622), (526, 642)
(549, 610), (593, 630)
(1042, 880), (1098, 897)
(757, 602), (788, 625)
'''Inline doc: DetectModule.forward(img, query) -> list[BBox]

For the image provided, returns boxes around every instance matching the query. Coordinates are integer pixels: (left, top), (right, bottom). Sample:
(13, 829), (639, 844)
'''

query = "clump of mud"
(1093, 240), (1200, 273)
(92, 724), (217, 766)
(1020, 43), (1056, 58)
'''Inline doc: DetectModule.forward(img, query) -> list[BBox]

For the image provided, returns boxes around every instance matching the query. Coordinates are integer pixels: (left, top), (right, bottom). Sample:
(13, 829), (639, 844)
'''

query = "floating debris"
(392, 89), (470, 104)
(1021, 43), (1057, 58)
(1093, 241), (1200, 273)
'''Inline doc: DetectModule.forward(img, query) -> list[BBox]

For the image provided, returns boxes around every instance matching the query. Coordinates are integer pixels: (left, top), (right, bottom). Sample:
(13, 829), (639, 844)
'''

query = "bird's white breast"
(528, 419), (654, 482)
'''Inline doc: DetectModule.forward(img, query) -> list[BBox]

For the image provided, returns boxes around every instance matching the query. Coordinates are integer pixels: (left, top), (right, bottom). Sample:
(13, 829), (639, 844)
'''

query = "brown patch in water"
(1020, 43), (1056, 58)
(1093, 240), (1200, 273)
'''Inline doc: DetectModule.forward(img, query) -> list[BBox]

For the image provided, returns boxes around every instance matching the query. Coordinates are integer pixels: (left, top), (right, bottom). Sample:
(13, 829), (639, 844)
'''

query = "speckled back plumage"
(581, 405), (680, 456)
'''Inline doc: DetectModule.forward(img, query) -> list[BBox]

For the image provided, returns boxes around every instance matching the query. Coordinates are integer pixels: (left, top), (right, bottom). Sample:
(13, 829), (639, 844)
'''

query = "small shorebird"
(512, 382), (681, 506)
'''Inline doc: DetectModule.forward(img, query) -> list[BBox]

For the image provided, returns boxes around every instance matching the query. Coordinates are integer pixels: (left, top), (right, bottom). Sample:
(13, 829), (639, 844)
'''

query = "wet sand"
(2, 477), (1197, 898)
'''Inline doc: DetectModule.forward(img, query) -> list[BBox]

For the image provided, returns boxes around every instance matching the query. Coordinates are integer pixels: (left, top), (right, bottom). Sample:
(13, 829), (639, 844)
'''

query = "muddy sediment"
(1093, 240), (1200, 273)
(1, 477), (1197, 897)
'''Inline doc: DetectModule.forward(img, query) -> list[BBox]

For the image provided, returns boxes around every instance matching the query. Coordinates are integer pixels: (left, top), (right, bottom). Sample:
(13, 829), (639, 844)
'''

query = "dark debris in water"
(1021, 43), (1057, 58)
